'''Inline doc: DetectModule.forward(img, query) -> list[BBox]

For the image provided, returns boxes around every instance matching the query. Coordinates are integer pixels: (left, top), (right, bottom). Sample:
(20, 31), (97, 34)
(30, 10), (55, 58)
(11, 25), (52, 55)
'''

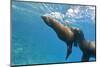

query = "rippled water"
(12, 1), (96, 65)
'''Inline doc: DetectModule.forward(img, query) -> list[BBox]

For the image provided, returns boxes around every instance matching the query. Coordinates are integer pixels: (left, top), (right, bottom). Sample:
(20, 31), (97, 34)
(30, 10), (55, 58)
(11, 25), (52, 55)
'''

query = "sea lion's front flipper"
(66, 42), (73, 60)
(81, 53), (89, 62)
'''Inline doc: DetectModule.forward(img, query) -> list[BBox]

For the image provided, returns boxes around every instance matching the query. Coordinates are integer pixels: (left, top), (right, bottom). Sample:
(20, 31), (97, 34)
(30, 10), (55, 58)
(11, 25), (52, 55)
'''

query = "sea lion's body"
(74, 29), (96, 61)
(79, 40), (96, 61)
(41, 16), (77, 59)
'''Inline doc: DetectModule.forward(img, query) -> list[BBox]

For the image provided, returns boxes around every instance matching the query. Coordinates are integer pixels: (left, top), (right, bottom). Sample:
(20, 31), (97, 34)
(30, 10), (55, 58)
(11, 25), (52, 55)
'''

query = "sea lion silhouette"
(41, 15), (77, 60)
(73, 28), (96, 61)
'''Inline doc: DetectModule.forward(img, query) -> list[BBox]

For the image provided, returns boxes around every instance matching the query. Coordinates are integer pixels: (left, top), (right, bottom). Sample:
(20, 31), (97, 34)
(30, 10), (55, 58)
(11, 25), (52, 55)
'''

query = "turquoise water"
(12, 1), (96, 65)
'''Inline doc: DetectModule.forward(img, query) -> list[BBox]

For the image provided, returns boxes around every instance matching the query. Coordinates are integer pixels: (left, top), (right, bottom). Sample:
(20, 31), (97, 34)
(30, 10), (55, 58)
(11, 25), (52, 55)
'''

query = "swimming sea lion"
(41, 15), (77, 60)
(73, 28), (96, 61)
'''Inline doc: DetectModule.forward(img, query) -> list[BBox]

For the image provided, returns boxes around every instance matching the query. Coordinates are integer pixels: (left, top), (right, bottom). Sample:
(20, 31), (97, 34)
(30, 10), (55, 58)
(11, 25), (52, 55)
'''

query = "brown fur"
(41, 16), (76, 60)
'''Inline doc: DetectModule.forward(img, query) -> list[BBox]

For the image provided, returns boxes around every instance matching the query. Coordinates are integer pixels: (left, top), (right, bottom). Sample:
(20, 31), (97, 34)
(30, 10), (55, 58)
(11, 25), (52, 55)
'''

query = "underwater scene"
(12, 1), (96, 66)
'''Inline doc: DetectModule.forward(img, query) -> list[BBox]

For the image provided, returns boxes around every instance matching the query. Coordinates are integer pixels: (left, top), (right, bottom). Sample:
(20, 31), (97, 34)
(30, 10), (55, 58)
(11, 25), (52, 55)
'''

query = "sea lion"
(41, 15), (77, 60)
(73, 28), (96, 61)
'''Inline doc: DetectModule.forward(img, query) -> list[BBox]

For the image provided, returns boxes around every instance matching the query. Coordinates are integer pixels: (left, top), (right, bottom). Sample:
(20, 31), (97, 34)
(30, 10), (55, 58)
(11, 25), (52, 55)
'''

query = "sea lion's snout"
(41, 15), (49, 22)
(41, 15), (47, 20)
(41, 15), (53, 26)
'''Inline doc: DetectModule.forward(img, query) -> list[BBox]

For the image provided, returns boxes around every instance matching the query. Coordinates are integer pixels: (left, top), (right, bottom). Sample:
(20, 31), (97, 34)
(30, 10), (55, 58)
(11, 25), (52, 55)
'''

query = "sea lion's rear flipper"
(81, 53), (89, 62)
(66, 42), (73, 60)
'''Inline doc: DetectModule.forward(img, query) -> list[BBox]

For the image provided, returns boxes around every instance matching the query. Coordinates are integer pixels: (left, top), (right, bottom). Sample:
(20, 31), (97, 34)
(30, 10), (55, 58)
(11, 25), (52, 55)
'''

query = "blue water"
(12, 1), (96, 65)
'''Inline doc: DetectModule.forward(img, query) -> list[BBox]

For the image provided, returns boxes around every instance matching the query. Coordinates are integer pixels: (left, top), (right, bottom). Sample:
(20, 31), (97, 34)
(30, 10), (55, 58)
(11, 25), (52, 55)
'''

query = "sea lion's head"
(41, 15), (54, 27)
